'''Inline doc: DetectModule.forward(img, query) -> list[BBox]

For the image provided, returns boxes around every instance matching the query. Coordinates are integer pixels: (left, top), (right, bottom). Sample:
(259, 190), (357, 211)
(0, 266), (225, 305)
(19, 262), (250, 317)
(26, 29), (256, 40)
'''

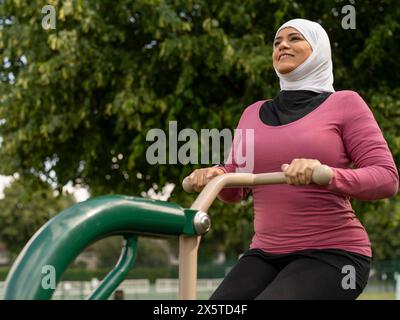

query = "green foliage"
(355, 197), (400, 261)
(61, 266), (178, 283)
(0, 263), (230, 282)
(92, 236), (171, 268)
(0, 175), (74, 256)
(0, 0), (399, 260)
(135, 237), (171, 267)
(90, 236), (124, 269)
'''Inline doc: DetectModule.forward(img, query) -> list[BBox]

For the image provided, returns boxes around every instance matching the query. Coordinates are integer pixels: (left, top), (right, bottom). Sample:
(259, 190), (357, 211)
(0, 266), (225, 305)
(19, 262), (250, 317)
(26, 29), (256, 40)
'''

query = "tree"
(1, 0), (399, 260)
(0, 175), (74, 257)
(92, 236), (171, 268)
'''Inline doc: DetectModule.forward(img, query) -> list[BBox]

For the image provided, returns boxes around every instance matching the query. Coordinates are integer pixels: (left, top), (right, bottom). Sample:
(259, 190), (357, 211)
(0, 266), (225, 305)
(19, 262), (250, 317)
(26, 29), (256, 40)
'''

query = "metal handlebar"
(182, 164), (333, 212)
(177, 164), (333, 299)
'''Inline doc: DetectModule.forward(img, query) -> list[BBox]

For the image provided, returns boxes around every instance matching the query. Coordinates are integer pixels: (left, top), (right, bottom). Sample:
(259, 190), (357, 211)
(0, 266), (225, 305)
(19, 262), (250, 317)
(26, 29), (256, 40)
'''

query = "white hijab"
(274, 18), (335, 93)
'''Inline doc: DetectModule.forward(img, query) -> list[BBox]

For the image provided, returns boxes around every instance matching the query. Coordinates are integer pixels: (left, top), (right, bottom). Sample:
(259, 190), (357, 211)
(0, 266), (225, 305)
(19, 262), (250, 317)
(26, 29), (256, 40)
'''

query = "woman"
(186, 18), (399, 300)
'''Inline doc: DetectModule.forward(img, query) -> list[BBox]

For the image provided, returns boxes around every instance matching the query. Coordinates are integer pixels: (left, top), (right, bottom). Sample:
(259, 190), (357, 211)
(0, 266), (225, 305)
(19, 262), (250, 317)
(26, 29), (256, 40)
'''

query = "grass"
(357, 292), (396, 300)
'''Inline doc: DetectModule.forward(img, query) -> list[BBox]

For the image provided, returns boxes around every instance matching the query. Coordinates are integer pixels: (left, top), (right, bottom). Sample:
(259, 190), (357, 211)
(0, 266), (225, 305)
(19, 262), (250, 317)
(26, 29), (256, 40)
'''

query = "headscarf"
(274, 18), (335, 93)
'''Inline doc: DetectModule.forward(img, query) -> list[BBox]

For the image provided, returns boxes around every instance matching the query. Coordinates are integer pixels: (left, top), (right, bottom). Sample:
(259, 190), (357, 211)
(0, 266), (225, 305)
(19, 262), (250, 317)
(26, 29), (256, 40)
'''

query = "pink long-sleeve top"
(218, 90), (399, 257)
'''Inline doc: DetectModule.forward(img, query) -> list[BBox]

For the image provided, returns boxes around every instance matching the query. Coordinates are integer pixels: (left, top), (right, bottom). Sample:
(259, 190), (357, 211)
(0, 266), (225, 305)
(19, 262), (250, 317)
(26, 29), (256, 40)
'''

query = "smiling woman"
(200, 18), (399, 300)
(272, 28), (313, 74)
(271, 19), (335, 93)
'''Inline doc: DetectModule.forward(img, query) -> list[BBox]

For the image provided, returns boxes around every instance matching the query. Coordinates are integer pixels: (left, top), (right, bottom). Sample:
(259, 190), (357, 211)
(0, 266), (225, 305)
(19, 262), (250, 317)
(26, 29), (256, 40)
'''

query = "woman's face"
(272, 27), (313, 74)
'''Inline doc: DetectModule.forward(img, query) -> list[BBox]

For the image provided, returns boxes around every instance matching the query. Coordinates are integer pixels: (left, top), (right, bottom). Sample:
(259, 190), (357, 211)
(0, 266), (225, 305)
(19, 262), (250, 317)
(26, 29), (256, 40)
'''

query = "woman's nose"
(278, 40), (290, 50)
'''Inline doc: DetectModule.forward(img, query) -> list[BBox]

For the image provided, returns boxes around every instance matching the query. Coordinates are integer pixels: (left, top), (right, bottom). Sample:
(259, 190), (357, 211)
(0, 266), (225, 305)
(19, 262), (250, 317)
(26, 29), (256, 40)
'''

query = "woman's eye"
(274, 37), (302, 47)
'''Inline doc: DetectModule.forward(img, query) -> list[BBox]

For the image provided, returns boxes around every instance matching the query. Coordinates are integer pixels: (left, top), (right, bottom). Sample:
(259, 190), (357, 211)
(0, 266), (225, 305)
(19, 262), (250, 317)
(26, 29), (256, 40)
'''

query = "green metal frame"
(87, 236), (138, 300)
(3, 195), (198, 300)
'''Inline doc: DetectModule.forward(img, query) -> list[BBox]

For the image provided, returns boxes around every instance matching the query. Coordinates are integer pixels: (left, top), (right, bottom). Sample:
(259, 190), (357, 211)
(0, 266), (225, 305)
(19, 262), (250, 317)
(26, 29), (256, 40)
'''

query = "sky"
(0, 174), (90, 202)
(0, 174), (174, 202)
(0, 175), (12, 199)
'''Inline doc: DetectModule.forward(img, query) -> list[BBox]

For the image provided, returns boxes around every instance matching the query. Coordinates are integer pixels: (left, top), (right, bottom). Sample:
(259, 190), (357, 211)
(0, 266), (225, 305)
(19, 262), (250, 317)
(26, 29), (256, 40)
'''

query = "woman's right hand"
(187, 167), (225, 192)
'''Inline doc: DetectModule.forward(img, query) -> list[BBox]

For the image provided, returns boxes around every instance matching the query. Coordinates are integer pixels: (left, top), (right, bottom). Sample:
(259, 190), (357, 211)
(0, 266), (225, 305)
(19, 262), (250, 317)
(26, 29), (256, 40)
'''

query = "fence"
(0, 276), (398, 300)
(0, 278), (223, 300)
(1, 260), (400, 300)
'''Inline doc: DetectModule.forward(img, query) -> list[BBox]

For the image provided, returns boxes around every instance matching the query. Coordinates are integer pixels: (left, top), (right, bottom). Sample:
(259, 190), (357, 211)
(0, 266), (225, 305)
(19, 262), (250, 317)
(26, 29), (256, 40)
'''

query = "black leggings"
(209, 249), (371, 300)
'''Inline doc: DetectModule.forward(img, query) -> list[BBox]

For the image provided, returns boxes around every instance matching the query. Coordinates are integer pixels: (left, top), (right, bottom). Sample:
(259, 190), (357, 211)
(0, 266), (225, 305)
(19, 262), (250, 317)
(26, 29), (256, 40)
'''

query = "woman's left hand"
(281, 158), (322, 185)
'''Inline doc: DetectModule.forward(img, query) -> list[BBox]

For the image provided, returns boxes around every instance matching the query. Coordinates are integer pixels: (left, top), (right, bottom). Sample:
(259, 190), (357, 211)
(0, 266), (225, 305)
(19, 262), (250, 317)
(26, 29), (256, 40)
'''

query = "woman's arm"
(325, 91), (399, 200)
(215, 164), (250, 203)
(216, 105), (254, 203)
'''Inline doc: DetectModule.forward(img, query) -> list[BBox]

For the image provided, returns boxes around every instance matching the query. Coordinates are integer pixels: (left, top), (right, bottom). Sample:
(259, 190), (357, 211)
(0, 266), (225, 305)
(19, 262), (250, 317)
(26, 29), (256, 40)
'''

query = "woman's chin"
(277, 65), (296, 74)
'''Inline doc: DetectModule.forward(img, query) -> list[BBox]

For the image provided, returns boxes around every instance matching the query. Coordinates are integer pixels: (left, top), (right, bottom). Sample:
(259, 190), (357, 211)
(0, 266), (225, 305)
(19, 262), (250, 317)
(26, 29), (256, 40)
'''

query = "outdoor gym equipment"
(3, 165), (332, 300)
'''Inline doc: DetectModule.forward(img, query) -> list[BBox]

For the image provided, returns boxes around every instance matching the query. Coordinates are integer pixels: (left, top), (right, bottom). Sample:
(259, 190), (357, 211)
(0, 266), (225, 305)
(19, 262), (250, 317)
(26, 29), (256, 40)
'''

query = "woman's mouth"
(279, 54), (294, 61)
